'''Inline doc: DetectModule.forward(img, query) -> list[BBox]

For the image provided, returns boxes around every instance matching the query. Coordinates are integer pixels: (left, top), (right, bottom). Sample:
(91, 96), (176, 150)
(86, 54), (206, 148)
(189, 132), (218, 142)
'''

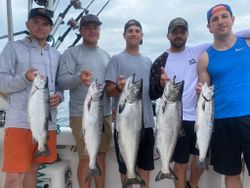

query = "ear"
(207, 23), (213, 34)
(167, 33), (170, 40)
(232, 16), (235, 24)
(26, 21), (30, 30)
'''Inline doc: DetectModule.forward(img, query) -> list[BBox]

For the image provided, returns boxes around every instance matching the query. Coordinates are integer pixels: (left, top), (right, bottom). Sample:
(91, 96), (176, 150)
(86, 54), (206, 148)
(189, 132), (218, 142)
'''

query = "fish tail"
(85, 162), (101, 183)
(155, 168), (178, 182)
(122, 174), (145, 188)
(35, 144), (51, 157)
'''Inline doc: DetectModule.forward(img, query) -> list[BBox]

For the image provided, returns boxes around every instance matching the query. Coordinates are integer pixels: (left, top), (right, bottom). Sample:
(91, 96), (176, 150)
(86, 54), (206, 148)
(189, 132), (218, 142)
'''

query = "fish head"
(164, 77), (184, 102)
(124, 74), (142, 102)
(88, 79), (105, 101)
(33, 73), (48, 90)
(201, 82), (214, 100)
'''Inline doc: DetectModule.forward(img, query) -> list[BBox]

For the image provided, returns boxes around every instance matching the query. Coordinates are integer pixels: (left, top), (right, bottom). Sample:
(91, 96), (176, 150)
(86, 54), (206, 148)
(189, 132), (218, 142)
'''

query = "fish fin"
(202, 101), (206, 111)
(162, 100), (167, 113)
(118, 99), (126, 113)
(155, 168), (178, 181)
(34, 144), (50, 158)
(122, 174), (145, 188)
(85, 162), (101, 183)
(197, 159), (209, 170)
(88, 98), (92, 110)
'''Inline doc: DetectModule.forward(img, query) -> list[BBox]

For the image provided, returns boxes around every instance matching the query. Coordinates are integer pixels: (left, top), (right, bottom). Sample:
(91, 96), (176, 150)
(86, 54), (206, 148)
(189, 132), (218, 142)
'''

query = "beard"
(170, 38), (187, 49)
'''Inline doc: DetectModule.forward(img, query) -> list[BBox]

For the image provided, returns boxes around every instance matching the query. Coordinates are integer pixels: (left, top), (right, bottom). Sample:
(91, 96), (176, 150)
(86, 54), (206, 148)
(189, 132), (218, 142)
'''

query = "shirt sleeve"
(57, 49), (82, 90)
(0, 42), (31, 94)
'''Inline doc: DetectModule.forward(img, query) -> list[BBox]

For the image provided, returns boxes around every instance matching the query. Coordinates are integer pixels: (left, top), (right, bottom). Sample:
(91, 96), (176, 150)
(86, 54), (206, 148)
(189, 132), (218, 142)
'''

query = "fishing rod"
(0, 30), (29, 40)
(53, 0), (96, 49)
(68, 0), (112, 48)
(50, 0), (82, 37)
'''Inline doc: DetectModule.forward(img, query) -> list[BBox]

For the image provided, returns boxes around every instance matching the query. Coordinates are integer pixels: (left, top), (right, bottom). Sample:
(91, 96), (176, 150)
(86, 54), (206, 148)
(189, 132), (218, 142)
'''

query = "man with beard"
(149, 17), (250, 188)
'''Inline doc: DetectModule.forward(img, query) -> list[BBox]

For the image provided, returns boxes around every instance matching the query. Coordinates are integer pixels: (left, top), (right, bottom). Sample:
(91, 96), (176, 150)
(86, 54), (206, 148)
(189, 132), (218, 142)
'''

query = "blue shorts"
(211, 115), (250, 176)
(172, 121), (199, 164)
(114, 128), (155, 175)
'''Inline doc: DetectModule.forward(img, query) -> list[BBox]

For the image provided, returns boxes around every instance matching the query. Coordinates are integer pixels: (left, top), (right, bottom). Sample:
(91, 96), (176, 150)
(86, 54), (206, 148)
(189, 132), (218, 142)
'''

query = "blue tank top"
(207, 37), (250, 119)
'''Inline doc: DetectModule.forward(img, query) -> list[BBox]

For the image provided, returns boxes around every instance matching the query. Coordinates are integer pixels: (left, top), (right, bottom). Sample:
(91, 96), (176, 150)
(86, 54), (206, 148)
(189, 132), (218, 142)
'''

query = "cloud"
(1, 0), (250, 60)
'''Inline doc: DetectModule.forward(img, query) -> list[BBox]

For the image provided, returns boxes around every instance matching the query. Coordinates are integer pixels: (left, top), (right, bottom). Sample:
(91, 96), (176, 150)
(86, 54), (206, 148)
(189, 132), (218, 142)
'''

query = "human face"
(207, 10), (234, 37)
(80, 23), (100, 47)
(167, 26), (188, 50)
(26, 16), (52, 42)
(123, 25), (143, 48)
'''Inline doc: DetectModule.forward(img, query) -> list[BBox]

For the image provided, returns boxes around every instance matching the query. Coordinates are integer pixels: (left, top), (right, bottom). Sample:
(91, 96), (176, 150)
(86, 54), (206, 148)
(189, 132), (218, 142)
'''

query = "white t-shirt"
(165, 44), (210, 121)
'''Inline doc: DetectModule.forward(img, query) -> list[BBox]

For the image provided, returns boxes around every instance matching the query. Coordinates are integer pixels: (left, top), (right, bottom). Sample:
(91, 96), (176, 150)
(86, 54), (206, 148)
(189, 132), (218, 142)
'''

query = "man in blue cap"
(198, 4), (250, 188)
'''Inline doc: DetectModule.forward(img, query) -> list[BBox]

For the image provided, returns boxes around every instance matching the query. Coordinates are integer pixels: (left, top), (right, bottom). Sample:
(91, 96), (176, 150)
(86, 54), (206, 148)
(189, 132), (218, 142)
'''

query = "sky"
(0, 0), (250, 60)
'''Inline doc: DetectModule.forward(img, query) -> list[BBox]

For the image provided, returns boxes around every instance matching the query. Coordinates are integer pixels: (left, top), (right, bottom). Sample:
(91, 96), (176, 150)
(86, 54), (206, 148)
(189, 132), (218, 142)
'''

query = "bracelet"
(116, 84), (123, 92)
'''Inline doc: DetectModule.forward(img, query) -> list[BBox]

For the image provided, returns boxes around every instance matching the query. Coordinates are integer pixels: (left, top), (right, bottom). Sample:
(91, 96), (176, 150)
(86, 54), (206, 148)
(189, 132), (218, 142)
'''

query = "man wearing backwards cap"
(105, 19), (155, 188)
(198, 4), (250, 188)
(149, 14), (250, 188)
(57, 14), (112, 188)
(0, 7), (62, 188)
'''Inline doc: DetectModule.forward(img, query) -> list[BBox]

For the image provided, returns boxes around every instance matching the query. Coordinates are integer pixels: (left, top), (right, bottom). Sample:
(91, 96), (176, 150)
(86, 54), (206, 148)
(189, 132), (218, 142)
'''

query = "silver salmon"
(116, 74), (145, 188)
(28, 73), (50, 157)
(83, 80), (105, 182)
(155, 77), (184, 181)
(195, 82), (214, 163)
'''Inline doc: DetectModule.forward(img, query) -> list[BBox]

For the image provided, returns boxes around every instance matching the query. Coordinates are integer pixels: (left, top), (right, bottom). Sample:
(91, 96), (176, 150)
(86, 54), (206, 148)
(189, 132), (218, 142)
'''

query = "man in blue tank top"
(197, 4), (250, 188)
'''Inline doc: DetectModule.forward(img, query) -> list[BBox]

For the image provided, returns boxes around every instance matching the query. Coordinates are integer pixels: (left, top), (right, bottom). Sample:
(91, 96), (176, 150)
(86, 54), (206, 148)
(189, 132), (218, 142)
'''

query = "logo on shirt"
(189, 59), (197, 65)
(235, 47), (244, 52)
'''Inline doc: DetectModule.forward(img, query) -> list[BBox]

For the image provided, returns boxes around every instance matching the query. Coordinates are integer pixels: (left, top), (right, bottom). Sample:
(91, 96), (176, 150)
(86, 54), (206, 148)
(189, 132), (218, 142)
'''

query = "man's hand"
(116, 75), (126, 92)
(160, 67), (169, 88)
(25, 67), (38, 81)
(80, 70), (92, 86)
(49, 92), (62, 107)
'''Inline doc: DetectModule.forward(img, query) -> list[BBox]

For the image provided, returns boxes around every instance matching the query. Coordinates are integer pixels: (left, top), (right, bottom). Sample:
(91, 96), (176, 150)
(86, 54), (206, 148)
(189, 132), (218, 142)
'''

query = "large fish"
(116, 74), (144, 188)
(28, 73), (50, 157)
(155, 77), (184, 182)
(195, 82), (214, 163)
(83, 80), (105, 182)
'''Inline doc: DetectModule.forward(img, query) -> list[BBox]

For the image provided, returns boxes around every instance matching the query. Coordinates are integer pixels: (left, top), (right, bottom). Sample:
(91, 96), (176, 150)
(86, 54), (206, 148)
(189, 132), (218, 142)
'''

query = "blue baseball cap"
(207, 4), (233, 23)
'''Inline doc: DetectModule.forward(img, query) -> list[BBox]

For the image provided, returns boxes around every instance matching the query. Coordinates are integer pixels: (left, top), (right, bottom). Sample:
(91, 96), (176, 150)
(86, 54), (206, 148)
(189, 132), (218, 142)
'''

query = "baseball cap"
(124, 19), (143, 45)
(124, 19), (142, 33)
(168, 17), (188, 33)
(28, 8), (53, 26)
(80, 14), (102, 27)
(207, 4), (233, 23)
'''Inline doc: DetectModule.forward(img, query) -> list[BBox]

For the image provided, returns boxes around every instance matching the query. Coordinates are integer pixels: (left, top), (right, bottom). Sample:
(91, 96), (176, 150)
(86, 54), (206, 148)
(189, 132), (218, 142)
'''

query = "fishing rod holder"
(71, 0), (82, 9)
(67, 18), (78, 30)
(34, 0), (48, 6)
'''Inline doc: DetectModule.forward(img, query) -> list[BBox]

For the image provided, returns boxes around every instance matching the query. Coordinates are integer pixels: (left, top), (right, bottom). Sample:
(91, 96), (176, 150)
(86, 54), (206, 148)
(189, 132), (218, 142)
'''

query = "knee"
(174, 163), (188, 173)
(5, 173), (23, 186)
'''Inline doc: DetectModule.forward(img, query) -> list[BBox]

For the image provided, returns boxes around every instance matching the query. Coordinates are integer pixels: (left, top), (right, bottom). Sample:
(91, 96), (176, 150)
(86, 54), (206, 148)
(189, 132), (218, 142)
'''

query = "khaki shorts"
(70, 115), (112, 159)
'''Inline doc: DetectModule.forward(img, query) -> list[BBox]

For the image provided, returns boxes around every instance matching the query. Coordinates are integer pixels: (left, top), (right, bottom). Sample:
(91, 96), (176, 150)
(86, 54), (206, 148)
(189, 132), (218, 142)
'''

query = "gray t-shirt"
(105, 50), (155, 128)
(57, 44), (111, 117)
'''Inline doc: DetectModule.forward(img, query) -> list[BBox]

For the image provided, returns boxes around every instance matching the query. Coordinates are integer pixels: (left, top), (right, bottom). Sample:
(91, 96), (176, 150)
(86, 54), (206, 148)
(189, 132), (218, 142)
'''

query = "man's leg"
(173, 162), (188, 188)
(23, 164), (40, 188)
(138, 168), (150, 188)
(78, 158), (91, 188)
(4, 173), (25, 188)
(225, 175), (242, 188)
(187, 155), (204, 188)
(94, 152), (106, 188)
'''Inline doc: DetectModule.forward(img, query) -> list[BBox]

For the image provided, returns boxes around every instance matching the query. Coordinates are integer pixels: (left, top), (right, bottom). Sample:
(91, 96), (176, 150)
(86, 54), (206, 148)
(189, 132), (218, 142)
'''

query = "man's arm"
(197, 52), (211, 85)
(0, 42), (31, 94)
(106, 75), (126, 97)
(235, 29), (250, 38)
(196, 52), (211, 93)
(57, 50), (82, 90)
